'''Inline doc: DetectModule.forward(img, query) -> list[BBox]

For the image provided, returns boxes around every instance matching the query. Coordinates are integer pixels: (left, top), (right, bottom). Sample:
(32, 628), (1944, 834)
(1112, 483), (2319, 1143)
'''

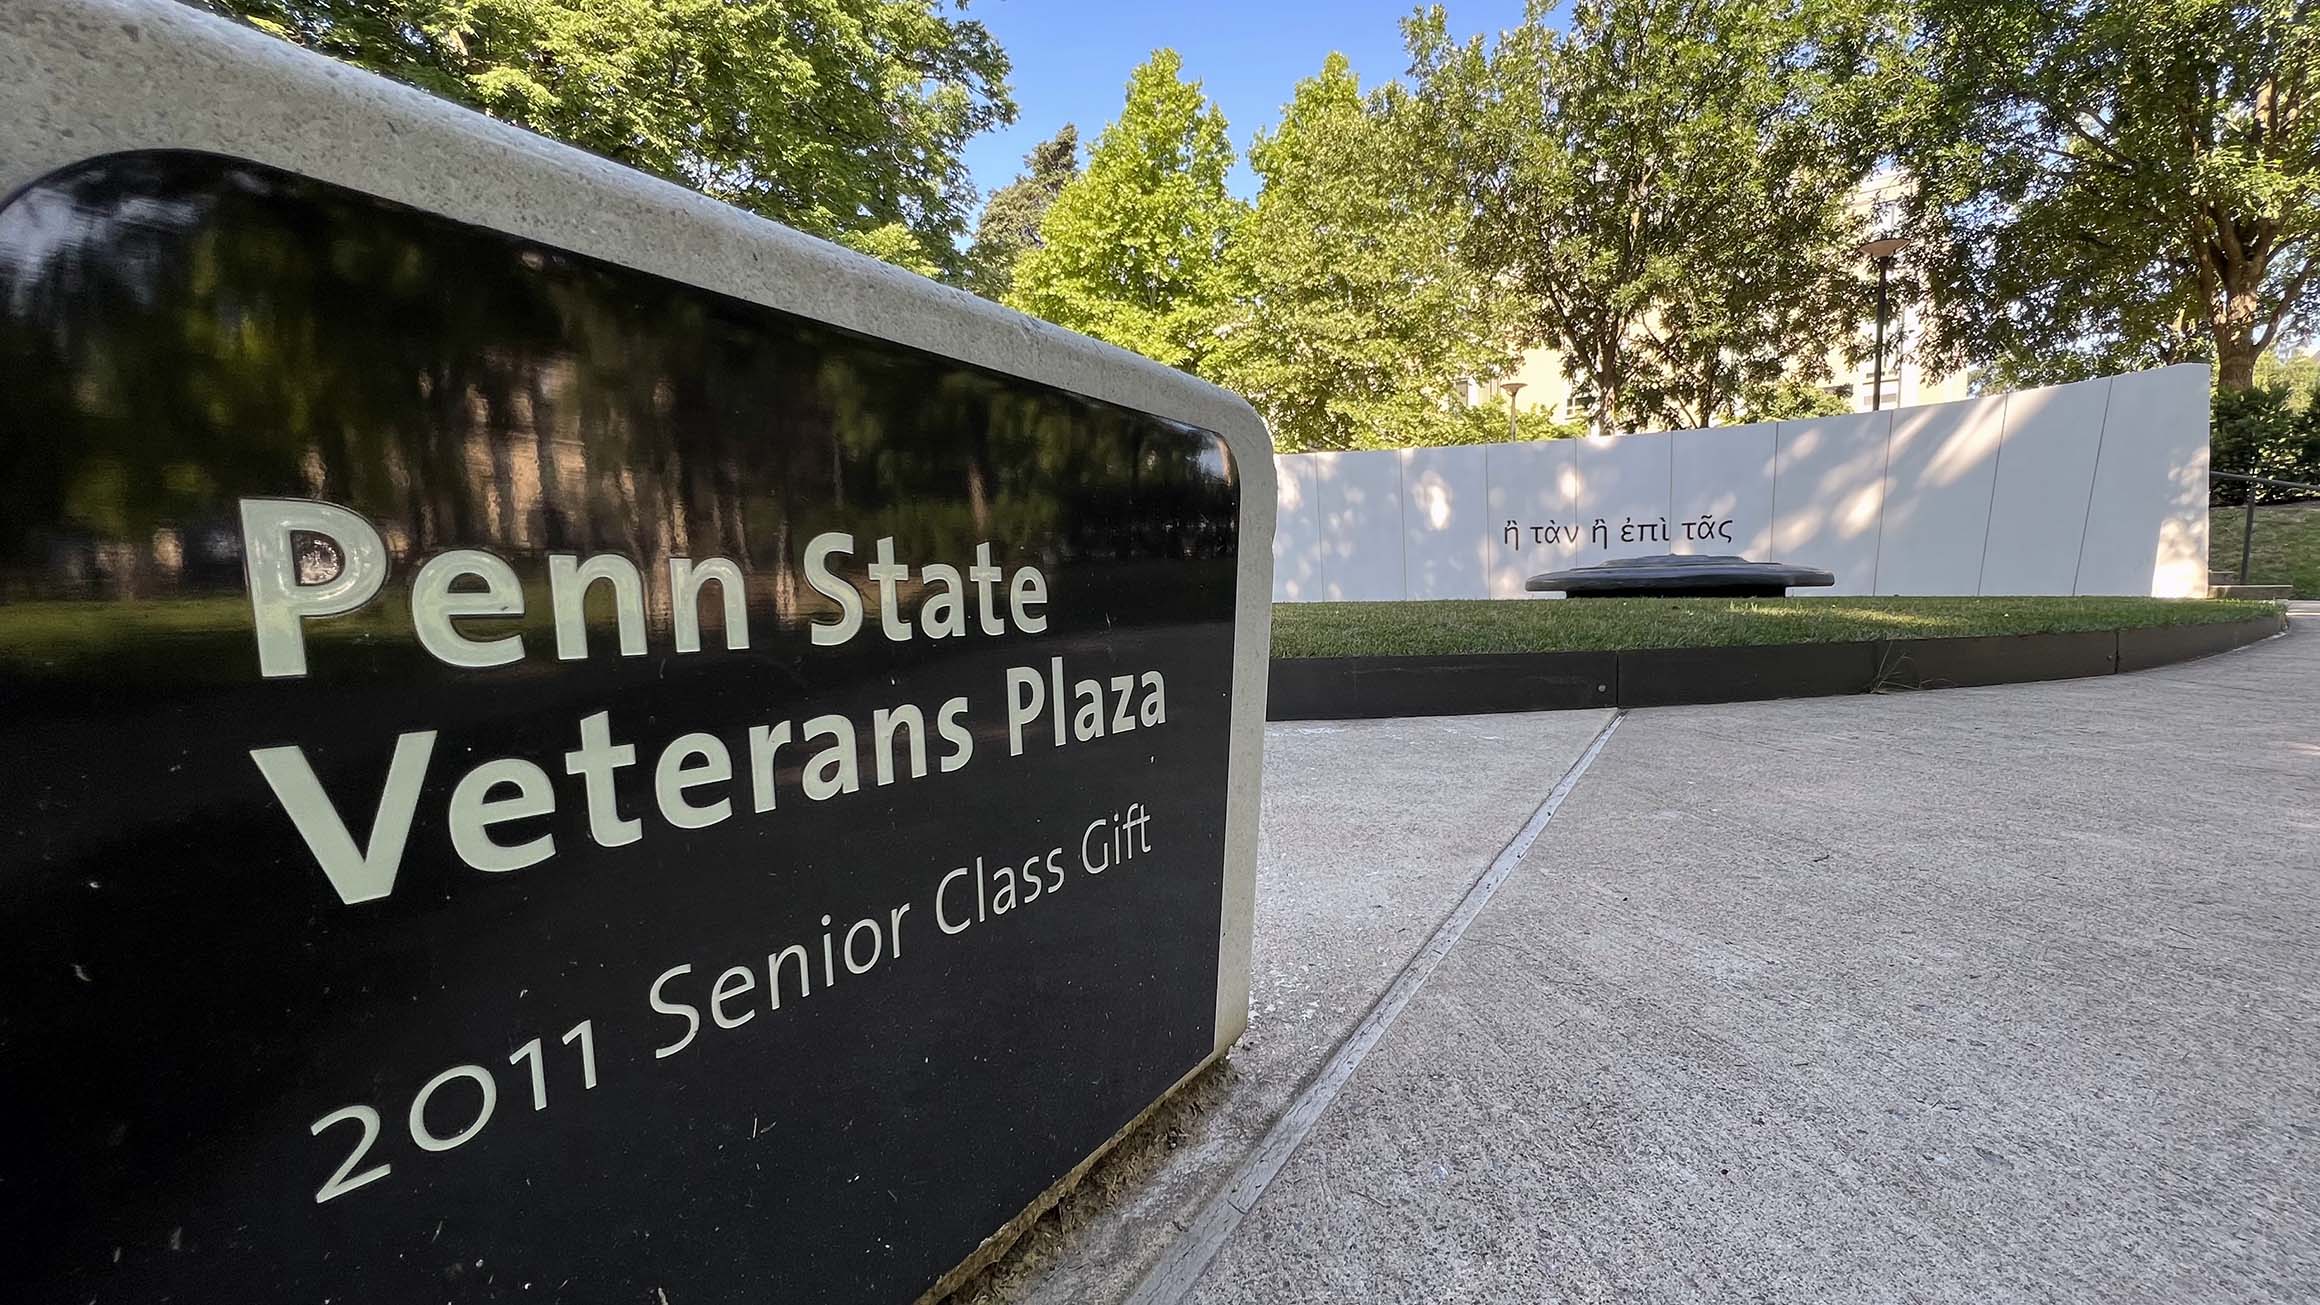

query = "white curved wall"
(1271, 365), (2211, 601)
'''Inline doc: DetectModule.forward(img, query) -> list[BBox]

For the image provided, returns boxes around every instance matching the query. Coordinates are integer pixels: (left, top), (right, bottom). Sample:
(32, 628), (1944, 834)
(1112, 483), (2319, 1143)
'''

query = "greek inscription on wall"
(1502, 514), (1738, 553)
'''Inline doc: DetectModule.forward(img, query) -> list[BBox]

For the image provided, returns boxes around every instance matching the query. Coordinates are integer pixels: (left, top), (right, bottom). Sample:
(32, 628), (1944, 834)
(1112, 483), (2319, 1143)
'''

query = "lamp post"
(1500, 381), (1526, 442)
(1858, 236), (1907, 412)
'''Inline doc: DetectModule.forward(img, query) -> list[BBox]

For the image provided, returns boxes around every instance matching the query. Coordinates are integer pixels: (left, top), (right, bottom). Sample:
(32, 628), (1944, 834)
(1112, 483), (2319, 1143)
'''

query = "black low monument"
(1527, 552), (1837, 598)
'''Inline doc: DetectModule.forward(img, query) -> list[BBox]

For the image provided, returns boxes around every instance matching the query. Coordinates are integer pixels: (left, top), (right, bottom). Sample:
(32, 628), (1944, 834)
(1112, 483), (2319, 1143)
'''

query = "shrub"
(2212, 379), (2320, 505)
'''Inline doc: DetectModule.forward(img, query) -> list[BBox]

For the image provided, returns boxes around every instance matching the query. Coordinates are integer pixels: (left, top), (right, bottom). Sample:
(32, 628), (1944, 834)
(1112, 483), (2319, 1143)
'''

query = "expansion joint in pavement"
(1122, 710), (1628, 1305)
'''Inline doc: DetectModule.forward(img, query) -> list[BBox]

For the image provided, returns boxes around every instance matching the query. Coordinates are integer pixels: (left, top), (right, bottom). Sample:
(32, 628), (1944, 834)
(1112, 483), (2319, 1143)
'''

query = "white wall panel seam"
(2070, 377), (2120, 596)
(1974, 391), (2012, 596)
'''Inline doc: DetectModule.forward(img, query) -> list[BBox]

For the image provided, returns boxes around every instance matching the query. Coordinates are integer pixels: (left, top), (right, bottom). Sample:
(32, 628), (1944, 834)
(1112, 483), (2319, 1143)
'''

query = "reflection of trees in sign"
(0, 154), (1239, 641)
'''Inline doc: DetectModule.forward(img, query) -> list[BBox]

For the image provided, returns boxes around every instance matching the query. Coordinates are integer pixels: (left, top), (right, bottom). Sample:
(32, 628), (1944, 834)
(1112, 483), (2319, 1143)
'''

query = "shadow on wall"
(1271, 365), (2212, 602)
(1774, 412), (1892, 596)
(1877, 395), (2005, 596)
(1272, 456), (1322, 601)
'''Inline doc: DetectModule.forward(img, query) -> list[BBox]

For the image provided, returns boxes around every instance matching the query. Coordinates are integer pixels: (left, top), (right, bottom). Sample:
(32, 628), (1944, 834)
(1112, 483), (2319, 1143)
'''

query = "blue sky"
(957, 0), (1532, 205)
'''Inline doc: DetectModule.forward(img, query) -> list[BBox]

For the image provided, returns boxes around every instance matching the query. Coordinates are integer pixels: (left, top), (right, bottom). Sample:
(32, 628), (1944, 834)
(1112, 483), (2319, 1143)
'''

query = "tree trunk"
(2215, 330), (2260, 391)
(1595, 338), (1620, 436)
(2214, 280), (2263, 391)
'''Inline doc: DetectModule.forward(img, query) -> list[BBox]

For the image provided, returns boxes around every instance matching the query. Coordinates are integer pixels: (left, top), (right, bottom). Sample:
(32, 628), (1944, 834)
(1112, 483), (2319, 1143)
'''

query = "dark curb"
(1618, 642), (1878, 708)
(1873, 630), (2119, 690)
(1266, 613), (2288, 721)
(2115, 618), (2285, 672)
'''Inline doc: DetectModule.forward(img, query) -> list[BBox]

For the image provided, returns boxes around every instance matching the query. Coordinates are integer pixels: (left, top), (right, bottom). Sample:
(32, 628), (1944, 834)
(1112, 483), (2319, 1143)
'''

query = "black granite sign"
(0, 152), (1242, 1302)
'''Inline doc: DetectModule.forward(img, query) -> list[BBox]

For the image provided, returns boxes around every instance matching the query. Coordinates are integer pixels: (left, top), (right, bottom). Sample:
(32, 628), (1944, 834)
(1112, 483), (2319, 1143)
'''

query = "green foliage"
(207, 0), (1016, 280)
(1438, 396), (1589, 445)
(1743, 377), (1856, 421)
(963, 125), (1079, 300)
(2253, 350), (2320, 403)
(1403, 0), (1883, 434)
(1004, 51), (1245, 370)
(1202, 55), (1517, 452)
(1881, 0), (2320, 391)
(2212, 378), (2320, 503)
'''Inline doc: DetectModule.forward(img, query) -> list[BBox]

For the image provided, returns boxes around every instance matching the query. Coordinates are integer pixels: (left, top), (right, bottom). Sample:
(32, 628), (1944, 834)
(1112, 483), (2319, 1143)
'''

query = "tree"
(1005, 51), (1244, 370)
(207, 0), (1016, 279)
(1404, 0), (1881, 433)
(1884, 0), (2320, 391)
(2213, 378), (2320, 501)
(964, 125), (1079, 300)
(2253, 348), (2320, 400)
(1202, 55), (1515, 452)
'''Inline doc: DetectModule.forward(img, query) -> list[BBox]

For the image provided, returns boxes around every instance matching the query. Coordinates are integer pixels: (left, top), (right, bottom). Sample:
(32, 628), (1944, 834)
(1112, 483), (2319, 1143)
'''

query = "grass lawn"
(2209, 499), (2320, 598)
(1272, 595), (2282, 659)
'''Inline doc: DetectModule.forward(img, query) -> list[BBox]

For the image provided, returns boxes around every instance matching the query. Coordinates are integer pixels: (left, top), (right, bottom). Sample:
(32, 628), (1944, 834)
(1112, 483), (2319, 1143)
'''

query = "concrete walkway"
(957, 709), (1620, 1304)
(964, 610), (2320, 1305)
